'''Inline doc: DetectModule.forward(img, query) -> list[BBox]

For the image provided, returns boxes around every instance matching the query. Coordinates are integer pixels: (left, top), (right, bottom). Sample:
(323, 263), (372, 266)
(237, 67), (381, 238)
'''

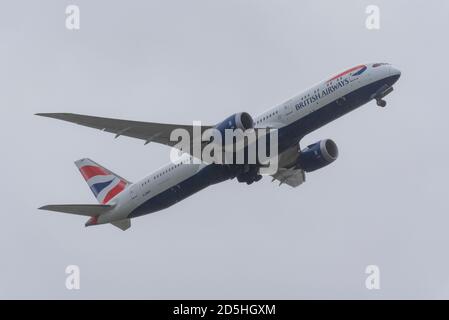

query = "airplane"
(36, 63), (401, 231)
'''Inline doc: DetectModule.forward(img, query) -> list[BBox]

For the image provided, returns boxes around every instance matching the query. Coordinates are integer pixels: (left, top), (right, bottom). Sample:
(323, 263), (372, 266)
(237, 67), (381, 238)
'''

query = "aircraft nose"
(388, 65), (401, 85)
(390, 66), (401, 77)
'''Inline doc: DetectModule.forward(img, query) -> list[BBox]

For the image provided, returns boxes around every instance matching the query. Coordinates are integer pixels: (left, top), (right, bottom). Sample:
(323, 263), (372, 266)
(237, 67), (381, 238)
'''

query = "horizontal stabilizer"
(111, 219), (131, 231)
(38, 204), (112, 216)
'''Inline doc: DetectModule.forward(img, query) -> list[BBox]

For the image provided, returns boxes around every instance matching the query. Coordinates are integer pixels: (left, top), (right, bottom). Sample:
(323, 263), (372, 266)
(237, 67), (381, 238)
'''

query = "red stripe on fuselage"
(327, 65), (365, 82)
(79, 165), (109, 181)
(102, 180), (126, 204)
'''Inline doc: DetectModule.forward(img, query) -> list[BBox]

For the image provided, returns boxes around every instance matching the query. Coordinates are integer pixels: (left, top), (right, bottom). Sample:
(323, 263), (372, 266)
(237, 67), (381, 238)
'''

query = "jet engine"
(214, 112), (254, 137)
(208, 112), (255, 165)
(297, 139), (339, 172)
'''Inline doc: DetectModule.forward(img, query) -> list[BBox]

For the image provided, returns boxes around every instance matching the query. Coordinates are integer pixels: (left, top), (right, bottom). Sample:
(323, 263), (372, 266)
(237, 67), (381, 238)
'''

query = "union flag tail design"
(75, 158), (130, 204)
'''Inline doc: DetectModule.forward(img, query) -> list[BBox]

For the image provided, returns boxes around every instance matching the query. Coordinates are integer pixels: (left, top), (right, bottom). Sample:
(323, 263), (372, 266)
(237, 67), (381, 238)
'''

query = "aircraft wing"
(35, 113), (213, 148)
(271, 144), (306, 187)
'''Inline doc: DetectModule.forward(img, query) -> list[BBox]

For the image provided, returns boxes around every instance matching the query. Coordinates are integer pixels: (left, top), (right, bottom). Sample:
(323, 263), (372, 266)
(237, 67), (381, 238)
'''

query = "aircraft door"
(130, 184), (139, 201)
(283, 103), (294, 123)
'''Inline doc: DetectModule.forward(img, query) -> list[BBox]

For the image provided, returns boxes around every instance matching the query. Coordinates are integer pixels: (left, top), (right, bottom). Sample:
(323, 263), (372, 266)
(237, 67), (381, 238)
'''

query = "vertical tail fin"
(75, 158), (131, 204)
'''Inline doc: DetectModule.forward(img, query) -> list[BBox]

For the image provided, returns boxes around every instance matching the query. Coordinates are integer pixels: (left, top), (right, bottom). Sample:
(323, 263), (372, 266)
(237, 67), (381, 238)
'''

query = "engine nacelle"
(297, 139), (339, 172)
(214, 112), (254, 138)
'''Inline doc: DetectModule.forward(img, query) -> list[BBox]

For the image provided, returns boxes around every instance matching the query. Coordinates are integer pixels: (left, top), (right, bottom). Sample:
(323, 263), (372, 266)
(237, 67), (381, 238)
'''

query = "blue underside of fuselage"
(128, 75), (400, 218)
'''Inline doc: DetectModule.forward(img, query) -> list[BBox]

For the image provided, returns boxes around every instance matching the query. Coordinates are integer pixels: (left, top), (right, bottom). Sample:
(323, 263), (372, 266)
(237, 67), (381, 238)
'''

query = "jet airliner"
(37, 63), (401, 230)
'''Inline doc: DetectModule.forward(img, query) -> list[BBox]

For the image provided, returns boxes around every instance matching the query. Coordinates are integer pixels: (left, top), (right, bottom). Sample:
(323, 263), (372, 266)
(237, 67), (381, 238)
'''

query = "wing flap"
(270, 144), (306, 187)
(271, 167), (306, 187)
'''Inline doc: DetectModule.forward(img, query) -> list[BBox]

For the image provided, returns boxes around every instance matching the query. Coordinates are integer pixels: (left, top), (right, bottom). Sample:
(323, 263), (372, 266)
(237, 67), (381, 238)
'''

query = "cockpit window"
(373, 63), (389, 68)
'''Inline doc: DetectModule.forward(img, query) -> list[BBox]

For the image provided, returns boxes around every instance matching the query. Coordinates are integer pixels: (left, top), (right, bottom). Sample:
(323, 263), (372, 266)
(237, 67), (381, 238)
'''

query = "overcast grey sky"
(1, 0), (448, 299)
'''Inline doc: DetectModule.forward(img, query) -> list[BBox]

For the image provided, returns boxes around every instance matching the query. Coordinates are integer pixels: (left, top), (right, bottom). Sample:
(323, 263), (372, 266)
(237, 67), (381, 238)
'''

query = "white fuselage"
(98, 63), (401, 224)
